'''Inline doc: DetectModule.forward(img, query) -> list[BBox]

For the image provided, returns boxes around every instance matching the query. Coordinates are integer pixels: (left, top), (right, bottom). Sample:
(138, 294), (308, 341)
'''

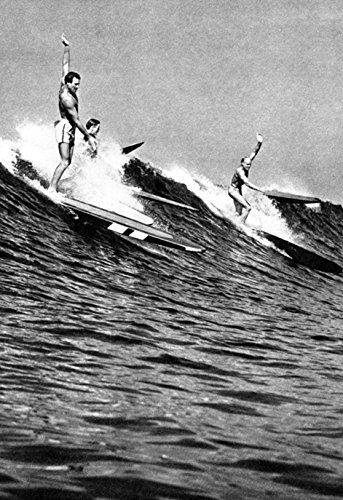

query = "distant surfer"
(228, 133), (264, 223)
(81, 119), (144, 158)
(83, 118), (101, 158)
(49, 34), (96, 192)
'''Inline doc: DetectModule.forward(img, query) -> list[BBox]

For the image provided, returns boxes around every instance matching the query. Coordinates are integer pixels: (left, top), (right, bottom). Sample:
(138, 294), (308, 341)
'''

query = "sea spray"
(0, 121), (324, 250)
(0, 121), (148, 216)
(161, 163), (294, 241)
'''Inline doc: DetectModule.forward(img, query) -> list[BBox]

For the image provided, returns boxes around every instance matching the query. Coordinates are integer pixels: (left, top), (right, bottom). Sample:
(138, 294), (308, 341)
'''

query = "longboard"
(135, 191), (198, 211)
(113, 203), (153, 225)
(70, 199), (154, 226)
(264, 190), (320, 204)
(259, 230), (342, 274)
(61, 197), (205, 253)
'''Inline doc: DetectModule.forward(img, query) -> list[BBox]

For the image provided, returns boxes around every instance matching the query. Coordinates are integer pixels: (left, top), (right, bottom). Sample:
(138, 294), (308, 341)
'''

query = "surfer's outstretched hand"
(61, 33), (69, 46)
(256, 133), (263, 143)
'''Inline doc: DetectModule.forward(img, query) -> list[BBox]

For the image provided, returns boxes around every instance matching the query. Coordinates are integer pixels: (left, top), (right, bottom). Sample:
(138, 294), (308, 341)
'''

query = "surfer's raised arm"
(61, 34), (70, 84)
(248, 133), (263, 162)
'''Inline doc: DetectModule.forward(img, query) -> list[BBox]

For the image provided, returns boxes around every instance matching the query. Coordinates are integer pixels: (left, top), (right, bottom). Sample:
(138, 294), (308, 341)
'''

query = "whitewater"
(0, 122), (342, 499)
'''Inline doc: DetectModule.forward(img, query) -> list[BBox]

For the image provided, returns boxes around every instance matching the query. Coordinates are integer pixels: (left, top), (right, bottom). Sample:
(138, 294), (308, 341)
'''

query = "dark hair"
(86, 118), (100, 129)
(64, 71), (81, 84)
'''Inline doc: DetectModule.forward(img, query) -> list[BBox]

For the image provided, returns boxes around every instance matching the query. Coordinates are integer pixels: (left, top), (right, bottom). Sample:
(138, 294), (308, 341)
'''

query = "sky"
(1, 0), (343, 203)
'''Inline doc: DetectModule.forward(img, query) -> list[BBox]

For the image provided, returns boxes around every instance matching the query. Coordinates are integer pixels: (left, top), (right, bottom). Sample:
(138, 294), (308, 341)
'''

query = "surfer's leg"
(240, 206), (252, 223)
(229, 189), (252, 223)
(69, 144), (74, 163)
(50, 143), (71, 191)
(233, 199), (243, 216)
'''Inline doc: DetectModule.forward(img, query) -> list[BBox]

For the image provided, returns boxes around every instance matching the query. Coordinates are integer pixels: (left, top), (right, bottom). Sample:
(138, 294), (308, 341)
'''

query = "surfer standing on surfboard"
(228, 133), (264, 223)
(49, 34), (96, 192)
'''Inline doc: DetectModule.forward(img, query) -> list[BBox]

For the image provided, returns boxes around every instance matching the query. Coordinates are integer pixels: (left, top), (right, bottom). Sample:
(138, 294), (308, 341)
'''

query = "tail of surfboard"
(122, 142), (145, 155)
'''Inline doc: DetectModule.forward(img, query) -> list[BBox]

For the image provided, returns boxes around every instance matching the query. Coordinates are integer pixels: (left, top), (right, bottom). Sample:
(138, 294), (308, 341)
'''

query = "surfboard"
(62, 198), (154, 226)
(135, 191), (198, 211)
(61, 197), (205, 253)
(259, 230), (342, 274)
(122, 142), (144, 155)
(264, 190), (320, 204)
(110, 201), (153, 225)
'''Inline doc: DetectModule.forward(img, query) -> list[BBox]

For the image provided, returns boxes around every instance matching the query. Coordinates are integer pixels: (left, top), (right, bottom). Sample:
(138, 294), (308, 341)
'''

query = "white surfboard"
(109, 201), (154, 225)
(60, 197), (205, 253)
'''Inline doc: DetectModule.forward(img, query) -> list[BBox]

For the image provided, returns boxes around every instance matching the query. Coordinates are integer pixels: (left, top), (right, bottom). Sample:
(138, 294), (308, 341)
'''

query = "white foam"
(0, 138), (17, 173)
(0, 122), (312, 248)
(1, 121), (148, 216)
(15, 121), (58, 178)
(162, 163), (294, 241)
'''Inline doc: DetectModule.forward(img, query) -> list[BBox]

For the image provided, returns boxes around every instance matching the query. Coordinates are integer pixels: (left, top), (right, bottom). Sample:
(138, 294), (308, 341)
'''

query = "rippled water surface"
(0, 161), (343, 499)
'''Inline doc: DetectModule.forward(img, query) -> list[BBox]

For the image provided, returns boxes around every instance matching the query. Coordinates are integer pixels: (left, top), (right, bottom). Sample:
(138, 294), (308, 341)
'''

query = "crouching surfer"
(228, 133), (264, 223)
(49, 34), (96, 192)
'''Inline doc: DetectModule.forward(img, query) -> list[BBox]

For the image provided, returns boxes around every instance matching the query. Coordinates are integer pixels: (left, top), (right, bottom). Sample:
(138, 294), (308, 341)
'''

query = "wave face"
(0, 126), (343, 499)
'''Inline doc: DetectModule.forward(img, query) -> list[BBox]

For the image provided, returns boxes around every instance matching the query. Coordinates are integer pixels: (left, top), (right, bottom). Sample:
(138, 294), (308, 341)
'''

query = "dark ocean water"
(0, 157), (343, 500)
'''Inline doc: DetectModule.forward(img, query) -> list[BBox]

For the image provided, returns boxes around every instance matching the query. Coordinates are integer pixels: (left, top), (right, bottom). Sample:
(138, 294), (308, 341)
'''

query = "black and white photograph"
(0, 0), (342, 498)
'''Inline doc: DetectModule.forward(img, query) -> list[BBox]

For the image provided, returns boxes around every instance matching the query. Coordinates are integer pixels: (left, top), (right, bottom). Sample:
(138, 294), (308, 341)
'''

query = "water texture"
(0, 157), (342, 500)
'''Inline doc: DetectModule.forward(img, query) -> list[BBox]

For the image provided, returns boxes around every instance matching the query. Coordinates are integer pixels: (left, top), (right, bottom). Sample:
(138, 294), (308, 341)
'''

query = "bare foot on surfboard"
(47, 187), (64, 203)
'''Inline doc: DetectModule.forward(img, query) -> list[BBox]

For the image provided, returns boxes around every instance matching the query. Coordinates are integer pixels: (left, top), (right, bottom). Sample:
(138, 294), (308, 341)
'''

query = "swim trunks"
(54, 119), (75, 145)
